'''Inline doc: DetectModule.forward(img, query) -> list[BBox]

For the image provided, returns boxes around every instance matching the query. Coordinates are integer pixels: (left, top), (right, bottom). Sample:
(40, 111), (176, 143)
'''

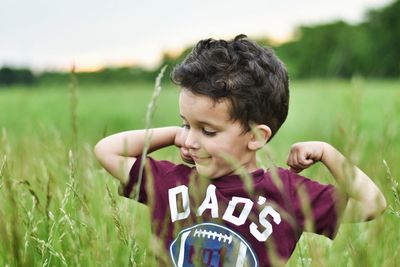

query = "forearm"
(94, 126), (180, 183)
(95, 126), (180, 157)
(321, 142), (387, 221)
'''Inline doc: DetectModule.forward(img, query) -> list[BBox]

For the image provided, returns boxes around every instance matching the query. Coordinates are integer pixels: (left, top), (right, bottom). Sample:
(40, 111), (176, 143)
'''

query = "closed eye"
(202, 128), (217, 137)
(182, 123), (216, 137)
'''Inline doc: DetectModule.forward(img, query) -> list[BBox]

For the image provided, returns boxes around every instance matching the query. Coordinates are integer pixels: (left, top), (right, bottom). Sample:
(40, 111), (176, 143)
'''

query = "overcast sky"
(0, 0), (393, 71)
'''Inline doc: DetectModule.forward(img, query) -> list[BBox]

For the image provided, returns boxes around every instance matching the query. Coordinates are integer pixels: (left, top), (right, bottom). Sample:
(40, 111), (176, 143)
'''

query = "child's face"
(179, 89), (258, 179)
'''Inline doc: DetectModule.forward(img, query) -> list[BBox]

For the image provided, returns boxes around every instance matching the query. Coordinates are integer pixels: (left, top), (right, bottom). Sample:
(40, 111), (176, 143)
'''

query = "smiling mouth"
(191, 155), (211, 161)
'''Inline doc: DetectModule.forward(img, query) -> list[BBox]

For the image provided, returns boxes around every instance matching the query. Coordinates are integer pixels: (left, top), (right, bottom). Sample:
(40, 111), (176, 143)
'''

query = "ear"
(247, 125), (272, 151)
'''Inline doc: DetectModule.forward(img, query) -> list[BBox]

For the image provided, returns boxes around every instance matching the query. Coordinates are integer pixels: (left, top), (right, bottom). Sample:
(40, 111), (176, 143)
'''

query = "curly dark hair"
(171, 34), (289, 140)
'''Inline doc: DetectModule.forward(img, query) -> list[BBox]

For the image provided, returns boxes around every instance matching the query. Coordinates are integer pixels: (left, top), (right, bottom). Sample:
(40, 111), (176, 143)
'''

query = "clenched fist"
(286, 141), (327, 173)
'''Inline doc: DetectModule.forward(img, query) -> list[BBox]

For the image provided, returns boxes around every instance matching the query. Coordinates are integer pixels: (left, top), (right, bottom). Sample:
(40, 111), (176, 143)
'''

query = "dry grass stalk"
(106, 184), (129, 246)
(383, 159), (400, 218)
(69, 64), (79, 152)
(135, 65), (167, 201)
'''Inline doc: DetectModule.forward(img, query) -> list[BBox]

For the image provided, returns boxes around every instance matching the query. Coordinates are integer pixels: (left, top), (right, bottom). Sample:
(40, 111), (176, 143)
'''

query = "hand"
(174, 127), (195, 165)
(286, 141), (326, 173)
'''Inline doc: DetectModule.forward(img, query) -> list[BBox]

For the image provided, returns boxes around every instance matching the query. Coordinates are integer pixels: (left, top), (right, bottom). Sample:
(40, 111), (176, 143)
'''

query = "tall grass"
(135, 65), (167, 201)
(0, 79), (399, 266)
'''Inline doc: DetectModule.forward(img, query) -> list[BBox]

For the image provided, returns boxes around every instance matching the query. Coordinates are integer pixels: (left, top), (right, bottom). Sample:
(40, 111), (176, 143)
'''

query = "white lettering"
(222, 197), (254, 226)
(167, 185), (282, 241)
(197, 184), (219, 218)
(168, 185), (190, 222)
(249, 205), (281, 241)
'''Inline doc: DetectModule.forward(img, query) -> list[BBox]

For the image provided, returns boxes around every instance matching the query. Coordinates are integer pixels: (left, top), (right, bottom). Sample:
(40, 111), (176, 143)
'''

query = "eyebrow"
(180, 114), (219, 128)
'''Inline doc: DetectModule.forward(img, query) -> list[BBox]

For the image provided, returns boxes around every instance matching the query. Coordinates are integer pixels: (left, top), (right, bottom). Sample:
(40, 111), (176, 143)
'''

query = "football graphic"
(170, 223), (258, 267)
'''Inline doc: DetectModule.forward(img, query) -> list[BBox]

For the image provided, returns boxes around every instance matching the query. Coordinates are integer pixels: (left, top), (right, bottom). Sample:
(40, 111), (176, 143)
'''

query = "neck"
(234, 155), (259, 175)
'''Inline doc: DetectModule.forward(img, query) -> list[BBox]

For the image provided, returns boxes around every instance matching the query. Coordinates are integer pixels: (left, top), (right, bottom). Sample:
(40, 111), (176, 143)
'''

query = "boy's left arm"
(287, 141), (387, 223)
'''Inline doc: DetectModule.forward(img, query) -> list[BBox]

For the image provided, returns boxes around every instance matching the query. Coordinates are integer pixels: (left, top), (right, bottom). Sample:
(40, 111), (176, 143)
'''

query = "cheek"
(202, 134), (246, 158)
(203, 139), (227, 155)
(215, 141), (249, 161)
(209, 145), (237, 163)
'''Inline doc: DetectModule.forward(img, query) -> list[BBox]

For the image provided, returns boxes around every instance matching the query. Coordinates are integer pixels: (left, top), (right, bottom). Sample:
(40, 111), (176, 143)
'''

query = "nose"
(183, 128), (200, 150)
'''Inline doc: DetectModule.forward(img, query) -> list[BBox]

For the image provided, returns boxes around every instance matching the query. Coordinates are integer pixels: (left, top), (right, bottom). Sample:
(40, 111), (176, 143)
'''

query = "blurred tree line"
(275, 0), (400, 78)
(1, 0), (399, 88)
(0, 67), (36, 86)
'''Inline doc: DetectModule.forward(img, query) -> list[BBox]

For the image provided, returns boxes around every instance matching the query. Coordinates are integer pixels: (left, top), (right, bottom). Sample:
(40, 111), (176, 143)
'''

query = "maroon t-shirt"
(120, 156), (342, 267)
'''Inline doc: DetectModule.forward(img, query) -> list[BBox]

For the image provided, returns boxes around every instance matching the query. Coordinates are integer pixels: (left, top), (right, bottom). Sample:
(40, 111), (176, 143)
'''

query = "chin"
(195, 165), (215, 178)
(196, 166), (229, 179)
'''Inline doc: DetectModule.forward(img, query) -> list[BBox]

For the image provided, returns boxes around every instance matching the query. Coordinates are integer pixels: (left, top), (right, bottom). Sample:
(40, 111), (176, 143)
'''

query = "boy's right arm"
(94, 126), (181, 184)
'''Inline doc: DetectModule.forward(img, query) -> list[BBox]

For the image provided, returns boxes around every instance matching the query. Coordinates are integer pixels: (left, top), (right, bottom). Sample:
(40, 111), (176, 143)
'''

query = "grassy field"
(0, 79), (399, 266)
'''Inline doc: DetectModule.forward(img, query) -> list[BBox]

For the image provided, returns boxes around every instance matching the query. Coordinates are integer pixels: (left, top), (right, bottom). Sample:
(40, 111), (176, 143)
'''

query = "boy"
(94, 35), (386, 266)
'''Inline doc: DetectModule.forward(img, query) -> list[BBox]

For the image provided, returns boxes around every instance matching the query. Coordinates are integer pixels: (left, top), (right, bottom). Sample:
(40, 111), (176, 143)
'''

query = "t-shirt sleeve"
(118, 155), (177, 203)
(288, 170), (344, 239)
